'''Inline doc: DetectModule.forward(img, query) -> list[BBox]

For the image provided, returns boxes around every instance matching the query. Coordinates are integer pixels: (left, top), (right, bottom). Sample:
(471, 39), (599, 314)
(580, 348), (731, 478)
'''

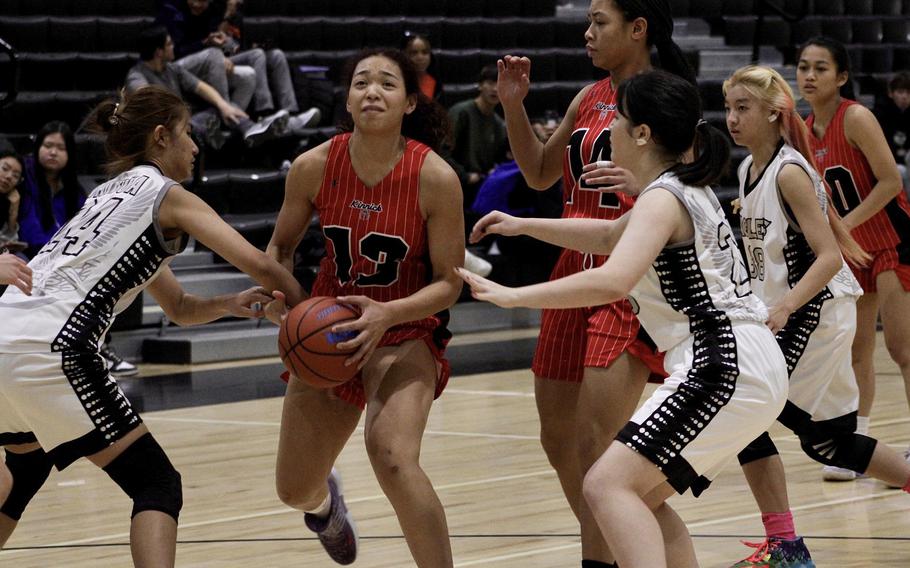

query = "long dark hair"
(0, 146), (22, 228)
(798, 36), (856, 100)
(339, 48), (451, 152)
(30, 121), (80, 232)
(617, 70), (730, 187)
(86, 86), (190, 176)
(401, 31), (443, 99)
(614, 0), (697, 85)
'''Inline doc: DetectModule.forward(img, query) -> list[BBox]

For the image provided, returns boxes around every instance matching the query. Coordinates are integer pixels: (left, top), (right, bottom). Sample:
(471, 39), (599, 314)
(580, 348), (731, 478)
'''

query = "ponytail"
(618, 70), (731, 187)
(615, 0), (696, 85)
(654, 37), (697, 86)
(673, 120), (731, 187)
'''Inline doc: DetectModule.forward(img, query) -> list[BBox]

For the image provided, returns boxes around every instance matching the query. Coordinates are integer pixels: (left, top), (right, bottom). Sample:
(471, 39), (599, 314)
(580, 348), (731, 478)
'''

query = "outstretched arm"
(459, 189), (681, 309)
(158, 184), (304, 307)
(145, 267), (272, 326)
(469, 210), (629, 255)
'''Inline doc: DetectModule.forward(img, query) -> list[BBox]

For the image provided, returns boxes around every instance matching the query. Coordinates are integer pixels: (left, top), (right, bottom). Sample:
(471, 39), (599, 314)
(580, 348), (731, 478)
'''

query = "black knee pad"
(798, 430), (877, 472)
(0, 448), (53, 521)
(103, 433), (182, 522)
(737, 432), (779, 466)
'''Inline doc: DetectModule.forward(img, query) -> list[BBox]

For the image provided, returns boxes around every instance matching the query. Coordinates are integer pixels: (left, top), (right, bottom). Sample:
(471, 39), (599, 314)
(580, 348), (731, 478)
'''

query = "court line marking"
(144, 416), (539, 441)
(0, 470), (558, 553)
(4, 481), (905, 562)
(450, 489), (909, 566)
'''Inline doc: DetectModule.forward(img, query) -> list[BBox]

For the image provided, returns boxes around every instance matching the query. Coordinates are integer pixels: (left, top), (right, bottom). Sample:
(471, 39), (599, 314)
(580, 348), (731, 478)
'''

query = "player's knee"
(0, 448), (53, 521)
(364, 435), (415, 482)
(798, 428), (876, 472)
(884, 334), (910, 369)
(103, 434), (182, 522)
(737, 432), (779, 466)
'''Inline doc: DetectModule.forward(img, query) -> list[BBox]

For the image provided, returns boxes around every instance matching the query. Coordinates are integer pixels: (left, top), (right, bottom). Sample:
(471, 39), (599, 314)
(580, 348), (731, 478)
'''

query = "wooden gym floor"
(1, 331), (908, 567)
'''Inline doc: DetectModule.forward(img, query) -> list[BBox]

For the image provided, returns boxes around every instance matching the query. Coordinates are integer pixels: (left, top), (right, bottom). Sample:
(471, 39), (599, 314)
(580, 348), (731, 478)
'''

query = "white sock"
(856, 415), (870, 436)
(305, 492), (332, 519)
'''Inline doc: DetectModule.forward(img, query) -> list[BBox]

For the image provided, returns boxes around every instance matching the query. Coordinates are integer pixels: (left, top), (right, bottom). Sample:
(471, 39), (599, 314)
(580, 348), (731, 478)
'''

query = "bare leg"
(87, 425), (176, 568)
(275, 377), (362, 511)
(534, 376), (582, 519)
(741, 455), (791, 513)
(877, 272), (910, 417)
(0, 442), (43, 548)
(362, 340), (452, 567)
(865, 438), (910, 487)
(852, 293), (879, 417)
(576, 356), (650, 563)
(583, 442), (674, 568)
(645, 483), (698, 568)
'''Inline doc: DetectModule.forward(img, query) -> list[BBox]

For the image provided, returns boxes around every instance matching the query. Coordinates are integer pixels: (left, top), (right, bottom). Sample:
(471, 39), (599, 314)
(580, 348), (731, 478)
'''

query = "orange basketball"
(278, 296), (360, 388)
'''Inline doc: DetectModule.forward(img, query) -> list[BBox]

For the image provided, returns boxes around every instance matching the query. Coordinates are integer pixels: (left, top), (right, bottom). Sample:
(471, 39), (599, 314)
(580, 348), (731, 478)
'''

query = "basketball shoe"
(730, 537), (815, 567)
(305, 468), (358, 565)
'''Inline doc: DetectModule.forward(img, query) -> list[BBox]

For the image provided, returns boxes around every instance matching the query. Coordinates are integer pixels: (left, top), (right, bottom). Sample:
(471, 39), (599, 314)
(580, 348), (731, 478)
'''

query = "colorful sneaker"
(304, 468), (358, 565)
(730, 537), (815, 568)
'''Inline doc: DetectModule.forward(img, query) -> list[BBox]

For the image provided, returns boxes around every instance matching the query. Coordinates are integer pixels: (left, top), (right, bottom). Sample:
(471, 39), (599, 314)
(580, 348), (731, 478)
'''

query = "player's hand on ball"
(230, 287), (273, 318)
(455, 267), (521, 308)
(331, 296), (392, 369)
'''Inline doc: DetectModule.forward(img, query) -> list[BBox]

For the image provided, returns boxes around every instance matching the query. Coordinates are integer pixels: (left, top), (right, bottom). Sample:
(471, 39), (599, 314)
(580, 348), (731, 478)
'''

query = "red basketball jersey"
(311, 133), (441, 335)
(561, 78), (635, 220)
(807, 99), (910, 253)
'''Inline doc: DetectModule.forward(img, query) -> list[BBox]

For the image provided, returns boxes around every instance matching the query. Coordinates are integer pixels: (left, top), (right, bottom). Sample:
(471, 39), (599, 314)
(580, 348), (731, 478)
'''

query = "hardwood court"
(2, 332), (908, 567)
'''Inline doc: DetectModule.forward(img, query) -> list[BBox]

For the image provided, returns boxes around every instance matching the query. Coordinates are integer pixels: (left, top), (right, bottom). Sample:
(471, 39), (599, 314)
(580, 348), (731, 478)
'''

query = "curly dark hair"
(338, 48), (451, 152)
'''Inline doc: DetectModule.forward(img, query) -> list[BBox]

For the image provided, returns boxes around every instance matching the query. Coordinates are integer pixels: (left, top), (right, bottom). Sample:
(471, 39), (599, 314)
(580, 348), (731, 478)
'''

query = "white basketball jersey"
(737, 142), (862, 308)
(0, 164), (186, 352)
(628, 173), (767, 353)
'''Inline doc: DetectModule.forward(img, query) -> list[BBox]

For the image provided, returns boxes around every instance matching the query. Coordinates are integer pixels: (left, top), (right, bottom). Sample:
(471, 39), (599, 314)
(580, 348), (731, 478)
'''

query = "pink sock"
(762, 511), (797, 540)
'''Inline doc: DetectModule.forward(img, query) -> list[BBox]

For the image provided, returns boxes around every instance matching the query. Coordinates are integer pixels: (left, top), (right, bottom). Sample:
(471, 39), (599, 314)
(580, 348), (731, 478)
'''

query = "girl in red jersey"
(798, 36), (910, 480)
(266, 50), (463, 567)
(489, 1), (694, 565)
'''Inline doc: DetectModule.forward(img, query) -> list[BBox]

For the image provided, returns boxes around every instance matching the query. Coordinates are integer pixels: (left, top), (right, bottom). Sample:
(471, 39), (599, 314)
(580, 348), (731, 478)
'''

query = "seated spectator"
(157, 0), (321, 135)
(448, 64), (508, 208)
(127, 26), (288, 148)
(873, 71), (910, 195)
(403, 32), (443, 100)
(0, 146), (24, 253)
(18, 122), (85, 259)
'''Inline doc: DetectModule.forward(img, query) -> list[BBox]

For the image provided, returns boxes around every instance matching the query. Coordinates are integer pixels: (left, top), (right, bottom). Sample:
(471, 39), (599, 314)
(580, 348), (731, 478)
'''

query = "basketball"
(278, 296), (361, 388)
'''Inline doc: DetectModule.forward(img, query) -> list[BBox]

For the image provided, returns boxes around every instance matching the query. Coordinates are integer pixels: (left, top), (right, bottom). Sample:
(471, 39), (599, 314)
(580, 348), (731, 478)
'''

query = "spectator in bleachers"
(127, 26), (288, 149)
(469, 116), (563, 286)
(0, 147), (24, 253)
(873, 71), (910, 195)
(157, 0), (321, 136)
(402, 32), (443, 100)
(447, 64), (508, 208)
(18, 122), (84, 260)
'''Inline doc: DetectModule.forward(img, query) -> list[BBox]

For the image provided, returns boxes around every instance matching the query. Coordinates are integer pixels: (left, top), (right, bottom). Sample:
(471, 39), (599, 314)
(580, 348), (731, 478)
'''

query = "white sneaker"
(243, 109), (289, 147)
(822, 465), (860, 481)
(287, 106), (322, 135)
(463, 249), (492, 277)
(100, 344), (139, 378)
